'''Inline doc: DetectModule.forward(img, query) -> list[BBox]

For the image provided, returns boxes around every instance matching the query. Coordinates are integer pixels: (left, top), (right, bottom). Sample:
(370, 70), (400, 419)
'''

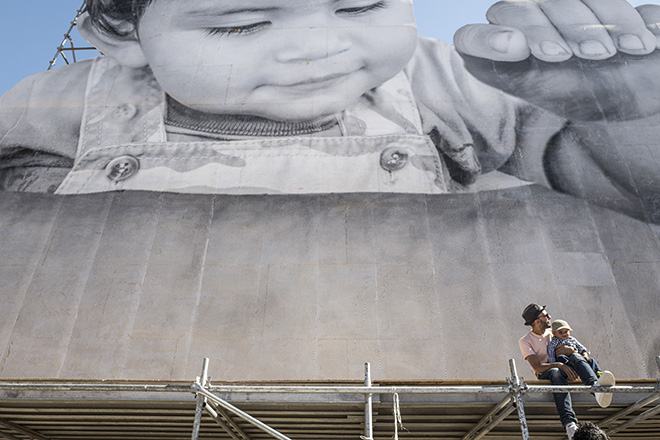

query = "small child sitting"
(548, 319), (600, 368)
(549, 319), (615, 408)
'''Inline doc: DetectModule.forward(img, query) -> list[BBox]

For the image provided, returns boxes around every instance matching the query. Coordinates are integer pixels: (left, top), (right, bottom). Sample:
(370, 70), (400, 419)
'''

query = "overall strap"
(77, 57), (166, 158)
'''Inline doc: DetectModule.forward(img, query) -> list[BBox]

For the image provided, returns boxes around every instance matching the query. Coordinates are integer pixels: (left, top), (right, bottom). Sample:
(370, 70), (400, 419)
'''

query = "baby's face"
(136, 0), (418, 121)
(554, 328), (571, 340)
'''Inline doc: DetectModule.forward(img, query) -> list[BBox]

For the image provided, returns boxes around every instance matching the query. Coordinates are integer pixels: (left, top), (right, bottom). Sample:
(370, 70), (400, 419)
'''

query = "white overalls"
(56, 57), (522, 195)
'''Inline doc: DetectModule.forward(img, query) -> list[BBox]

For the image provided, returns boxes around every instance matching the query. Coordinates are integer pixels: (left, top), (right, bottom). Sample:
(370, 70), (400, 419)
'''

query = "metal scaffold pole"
(508, 359), (530, 440)
(363, 362), (374, 440)
(191, 358), (209, 440)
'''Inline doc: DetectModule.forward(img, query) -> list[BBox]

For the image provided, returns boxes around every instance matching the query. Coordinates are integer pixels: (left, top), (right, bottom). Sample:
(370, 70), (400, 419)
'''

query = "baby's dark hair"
(573, 422), (610, 440)
(85, 0), (154, 37)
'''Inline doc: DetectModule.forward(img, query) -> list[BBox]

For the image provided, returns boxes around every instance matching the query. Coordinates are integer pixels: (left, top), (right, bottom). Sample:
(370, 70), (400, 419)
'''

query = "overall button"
(380, 147), (409, 172)
(112, 104), (138, 120)
(105, 155), (140, 182)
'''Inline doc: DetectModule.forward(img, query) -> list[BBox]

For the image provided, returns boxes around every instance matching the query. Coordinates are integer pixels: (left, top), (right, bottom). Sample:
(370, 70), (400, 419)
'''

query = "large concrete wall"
(1, 187), (657, 381)
(1, 1), (660, 383)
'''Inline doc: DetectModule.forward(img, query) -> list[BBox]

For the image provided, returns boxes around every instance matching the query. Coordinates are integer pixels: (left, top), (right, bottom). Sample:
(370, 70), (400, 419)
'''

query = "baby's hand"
(454, 0), (660, 121)
(555, 345), (576, 357)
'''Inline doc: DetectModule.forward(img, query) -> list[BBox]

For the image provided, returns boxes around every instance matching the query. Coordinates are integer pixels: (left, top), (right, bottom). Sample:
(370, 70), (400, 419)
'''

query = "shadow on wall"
(0, 188), (657, 381)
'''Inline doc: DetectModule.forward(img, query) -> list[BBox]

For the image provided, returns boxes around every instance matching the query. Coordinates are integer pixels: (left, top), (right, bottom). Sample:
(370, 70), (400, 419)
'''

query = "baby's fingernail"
(489, 31), (512, 54)
(540, 41), (570, 57)
(578, 40), (609, 57)
(618, 34), (645, 51)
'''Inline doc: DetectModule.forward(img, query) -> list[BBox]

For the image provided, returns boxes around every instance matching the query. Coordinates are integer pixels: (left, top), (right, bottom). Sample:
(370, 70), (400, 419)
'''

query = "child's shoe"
(566, 421), (578, 440)
(594, 370), (615, 408)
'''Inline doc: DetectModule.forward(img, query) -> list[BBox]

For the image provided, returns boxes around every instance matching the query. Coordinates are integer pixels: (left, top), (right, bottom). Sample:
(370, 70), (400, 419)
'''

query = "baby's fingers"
(457, 0), (659, 63)
(489, 0), (621, 61)
(453, 23), (531, 62)
(485, 0), (573, 61)
(637, 4), (660, 50)
(582, 0), (656, 55)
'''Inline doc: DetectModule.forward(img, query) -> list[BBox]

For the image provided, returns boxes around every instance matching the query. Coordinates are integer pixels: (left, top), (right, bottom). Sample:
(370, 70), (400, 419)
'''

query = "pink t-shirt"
(519, 329), (552, 373)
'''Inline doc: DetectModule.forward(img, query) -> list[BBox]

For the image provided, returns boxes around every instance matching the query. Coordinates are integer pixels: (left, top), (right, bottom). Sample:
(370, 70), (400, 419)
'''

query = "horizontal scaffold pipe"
(0, 382), (657, 395)
(524, 385), (660, 394)
(209, 385), (512, 394)
(204, 384), (660, 394)
(0, 383), (192, 393)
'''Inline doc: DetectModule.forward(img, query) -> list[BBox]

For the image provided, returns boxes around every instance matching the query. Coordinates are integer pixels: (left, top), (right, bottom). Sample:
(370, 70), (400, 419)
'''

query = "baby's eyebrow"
(184, 6), (281, 17)
(183, 0), (345, 17)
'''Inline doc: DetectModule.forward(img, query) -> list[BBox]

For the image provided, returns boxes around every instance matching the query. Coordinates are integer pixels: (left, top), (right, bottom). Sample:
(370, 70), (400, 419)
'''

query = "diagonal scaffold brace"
(190, 358), (292, 440)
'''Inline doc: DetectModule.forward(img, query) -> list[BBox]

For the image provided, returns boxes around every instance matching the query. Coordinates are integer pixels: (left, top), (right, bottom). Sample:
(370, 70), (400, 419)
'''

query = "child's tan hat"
(552, 319), (572, 332)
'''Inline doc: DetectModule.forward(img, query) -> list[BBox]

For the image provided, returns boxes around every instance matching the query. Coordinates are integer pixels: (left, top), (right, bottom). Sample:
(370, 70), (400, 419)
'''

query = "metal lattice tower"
(48, 1), (101, 70)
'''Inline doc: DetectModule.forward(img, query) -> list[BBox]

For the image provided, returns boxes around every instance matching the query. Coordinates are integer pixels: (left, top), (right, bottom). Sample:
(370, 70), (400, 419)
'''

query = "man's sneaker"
(594, 370), (615, 408)
(566, 422), (578, 440)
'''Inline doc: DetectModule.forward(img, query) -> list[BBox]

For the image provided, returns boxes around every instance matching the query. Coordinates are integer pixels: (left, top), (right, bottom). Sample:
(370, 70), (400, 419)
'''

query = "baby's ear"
(77, 12), (149, 68)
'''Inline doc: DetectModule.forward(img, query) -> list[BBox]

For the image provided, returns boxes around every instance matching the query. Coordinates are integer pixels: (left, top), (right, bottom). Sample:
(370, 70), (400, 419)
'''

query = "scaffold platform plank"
(0, 377), (659, 440)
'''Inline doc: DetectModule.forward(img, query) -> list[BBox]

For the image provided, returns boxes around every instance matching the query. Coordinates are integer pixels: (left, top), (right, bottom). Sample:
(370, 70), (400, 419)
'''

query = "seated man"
(519, 304), (614, 439)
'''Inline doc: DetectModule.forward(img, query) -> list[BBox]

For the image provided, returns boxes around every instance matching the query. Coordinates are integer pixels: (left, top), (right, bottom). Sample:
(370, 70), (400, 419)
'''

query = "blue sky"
(0, 0), (656, 95)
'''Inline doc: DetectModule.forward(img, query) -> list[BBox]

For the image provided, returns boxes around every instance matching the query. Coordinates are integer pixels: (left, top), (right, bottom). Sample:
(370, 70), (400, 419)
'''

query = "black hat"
(522, 303), (546, 326)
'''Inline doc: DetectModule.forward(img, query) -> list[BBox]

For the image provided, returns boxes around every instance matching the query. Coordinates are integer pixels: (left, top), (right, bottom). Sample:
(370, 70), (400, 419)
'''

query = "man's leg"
(540, 368), (578, 428)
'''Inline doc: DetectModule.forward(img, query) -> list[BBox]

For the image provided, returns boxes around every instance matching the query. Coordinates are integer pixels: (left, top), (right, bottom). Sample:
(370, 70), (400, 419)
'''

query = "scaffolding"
(0, 357), (659, 440)
(187, 358), (660, 440)
(47, 1), (100, 70)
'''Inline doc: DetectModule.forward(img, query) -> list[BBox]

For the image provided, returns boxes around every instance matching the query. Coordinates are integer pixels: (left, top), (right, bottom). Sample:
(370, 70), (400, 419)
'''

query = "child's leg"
(565, 354), (599, 386)
(557, 354), (570, 365)
(587, 357), (603, 376)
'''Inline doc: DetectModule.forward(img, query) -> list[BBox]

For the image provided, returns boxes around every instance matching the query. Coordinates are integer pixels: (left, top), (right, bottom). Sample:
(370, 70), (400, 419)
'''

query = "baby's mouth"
(274, 67), (363, 91)
(290, 72), (347, 87)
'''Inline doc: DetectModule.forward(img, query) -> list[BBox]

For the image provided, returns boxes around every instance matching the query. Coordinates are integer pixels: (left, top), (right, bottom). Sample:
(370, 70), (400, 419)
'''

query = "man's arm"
(547, 339), (556, 363)
(526, 354), (579, 381)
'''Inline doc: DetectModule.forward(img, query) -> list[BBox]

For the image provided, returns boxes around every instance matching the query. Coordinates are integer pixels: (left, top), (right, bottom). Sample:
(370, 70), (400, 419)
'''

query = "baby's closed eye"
(205, 22), (271, 37)
(336, 1), (386, 16)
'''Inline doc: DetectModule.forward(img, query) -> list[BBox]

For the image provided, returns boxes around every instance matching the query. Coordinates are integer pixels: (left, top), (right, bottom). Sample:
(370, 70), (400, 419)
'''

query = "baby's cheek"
(371, 35), (417, 76)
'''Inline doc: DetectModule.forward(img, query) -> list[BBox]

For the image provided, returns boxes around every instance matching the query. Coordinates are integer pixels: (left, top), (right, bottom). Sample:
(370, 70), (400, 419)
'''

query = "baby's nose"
(274, 27), (352, 63)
